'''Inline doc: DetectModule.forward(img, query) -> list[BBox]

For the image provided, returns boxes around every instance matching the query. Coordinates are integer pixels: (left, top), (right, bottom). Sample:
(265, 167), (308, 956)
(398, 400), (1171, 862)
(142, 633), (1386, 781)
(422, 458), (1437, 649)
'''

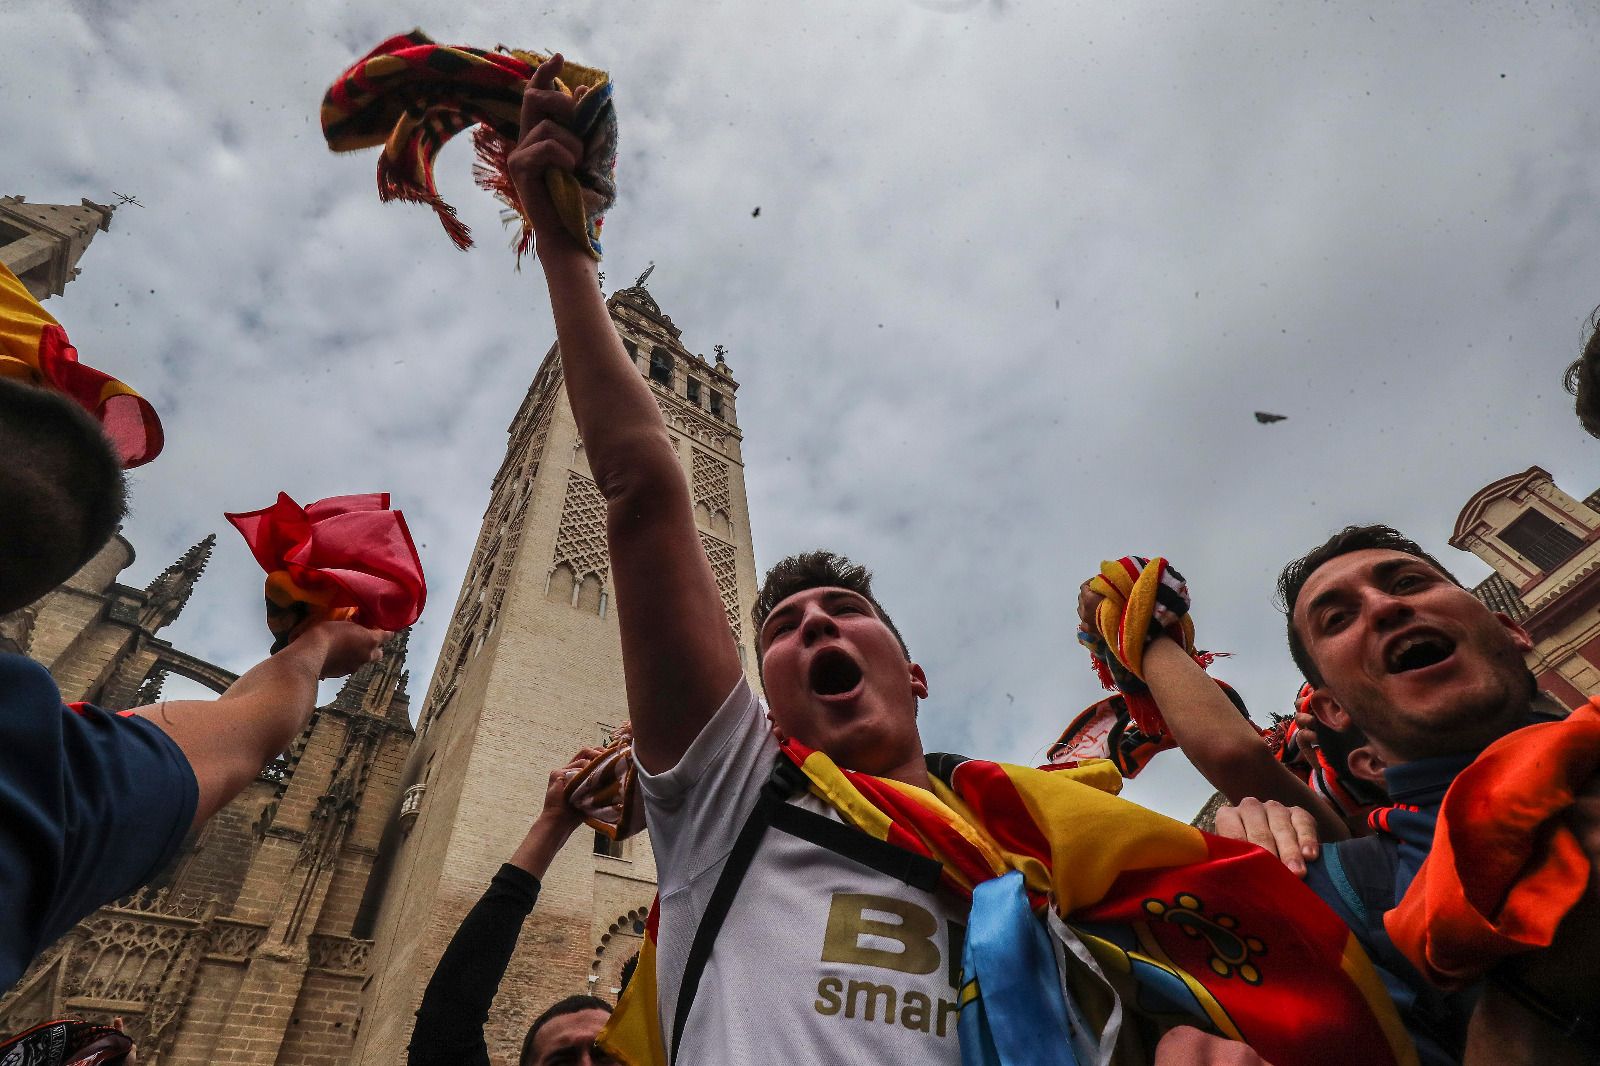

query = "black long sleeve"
(408, 863), (541, 1066)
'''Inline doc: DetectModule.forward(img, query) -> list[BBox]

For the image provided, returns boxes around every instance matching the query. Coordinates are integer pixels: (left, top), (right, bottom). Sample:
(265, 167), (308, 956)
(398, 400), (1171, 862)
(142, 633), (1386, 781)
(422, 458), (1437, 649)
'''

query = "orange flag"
(1385, 700), (1600, 988)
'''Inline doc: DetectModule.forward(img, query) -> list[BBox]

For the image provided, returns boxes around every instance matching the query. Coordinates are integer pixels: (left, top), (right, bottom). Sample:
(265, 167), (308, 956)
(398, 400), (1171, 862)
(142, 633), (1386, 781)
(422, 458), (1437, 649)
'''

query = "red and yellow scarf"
(321, 30), (616, 261)
(599, 739), (1417, 1066)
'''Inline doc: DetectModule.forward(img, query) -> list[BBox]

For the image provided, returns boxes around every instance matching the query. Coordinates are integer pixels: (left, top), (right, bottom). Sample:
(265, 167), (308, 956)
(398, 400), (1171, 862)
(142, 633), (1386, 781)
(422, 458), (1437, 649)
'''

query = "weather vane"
(634, 262), (655, 288)
(110, 191), (144, 208)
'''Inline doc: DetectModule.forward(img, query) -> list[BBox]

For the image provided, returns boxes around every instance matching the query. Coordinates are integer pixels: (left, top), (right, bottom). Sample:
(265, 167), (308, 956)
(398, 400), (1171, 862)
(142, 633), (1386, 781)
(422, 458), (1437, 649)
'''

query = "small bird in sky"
(751, 206), (761, 217)
(1254, 411), (1288, 424)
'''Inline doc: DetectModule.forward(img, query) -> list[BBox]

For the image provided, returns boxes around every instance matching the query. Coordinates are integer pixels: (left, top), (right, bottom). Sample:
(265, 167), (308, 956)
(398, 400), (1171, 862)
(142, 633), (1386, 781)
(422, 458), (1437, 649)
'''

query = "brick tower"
(354, 271), (762, 1064)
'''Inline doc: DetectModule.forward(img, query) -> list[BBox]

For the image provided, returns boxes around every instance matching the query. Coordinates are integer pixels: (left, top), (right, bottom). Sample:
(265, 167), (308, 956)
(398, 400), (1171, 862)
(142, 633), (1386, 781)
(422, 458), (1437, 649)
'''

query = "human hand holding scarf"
(321, 31), (616, 261)
(225, 492), (425, 652)
(1068, 557), (1228, 769)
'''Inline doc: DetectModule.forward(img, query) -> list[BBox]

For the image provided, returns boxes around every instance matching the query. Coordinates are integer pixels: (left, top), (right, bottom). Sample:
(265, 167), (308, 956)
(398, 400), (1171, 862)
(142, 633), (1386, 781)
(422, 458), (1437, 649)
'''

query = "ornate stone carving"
(399, 783), (426, 828)
(0, 604), (37, 655)
(206, 919), (268, 961)
(698, 531), (742, 642)
(655, 393), (727, 449)
(308, 935), (372, 975)
(692, 450), (732, 518)
(551, 472), (611, 586)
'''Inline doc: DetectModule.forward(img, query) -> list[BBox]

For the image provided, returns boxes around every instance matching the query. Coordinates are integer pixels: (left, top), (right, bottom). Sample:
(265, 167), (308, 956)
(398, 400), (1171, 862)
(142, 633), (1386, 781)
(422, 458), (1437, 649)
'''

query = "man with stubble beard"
(1232, 524), (1600, 1065)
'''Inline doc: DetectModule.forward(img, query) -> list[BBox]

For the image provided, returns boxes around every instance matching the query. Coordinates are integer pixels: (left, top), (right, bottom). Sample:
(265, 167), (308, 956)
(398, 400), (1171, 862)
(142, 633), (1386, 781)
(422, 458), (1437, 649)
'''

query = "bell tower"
(355, 273), (761, 1063)
(0, 195), (115, 300)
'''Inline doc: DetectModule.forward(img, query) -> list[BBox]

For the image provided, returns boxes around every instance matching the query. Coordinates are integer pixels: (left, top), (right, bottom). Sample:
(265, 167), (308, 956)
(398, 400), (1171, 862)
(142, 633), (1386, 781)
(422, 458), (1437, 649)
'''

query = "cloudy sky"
(5, 0), (1596, 819)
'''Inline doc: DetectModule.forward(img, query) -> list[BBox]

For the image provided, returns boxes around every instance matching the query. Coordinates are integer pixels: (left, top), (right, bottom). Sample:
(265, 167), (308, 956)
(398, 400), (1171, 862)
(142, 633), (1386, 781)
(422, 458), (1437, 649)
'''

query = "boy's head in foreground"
(0, 377), (127, 613)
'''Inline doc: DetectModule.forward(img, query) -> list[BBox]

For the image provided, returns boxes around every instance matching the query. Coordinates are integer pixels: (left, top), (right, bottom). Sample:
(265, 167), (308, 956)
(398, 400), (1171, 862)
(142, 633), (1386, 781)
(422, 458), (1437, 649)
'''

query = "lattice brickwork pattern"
(655, 392), (727, 449)
(699, 531), (741, 642)
(553, 472), (611, 583)
(692, 450), (732, 515)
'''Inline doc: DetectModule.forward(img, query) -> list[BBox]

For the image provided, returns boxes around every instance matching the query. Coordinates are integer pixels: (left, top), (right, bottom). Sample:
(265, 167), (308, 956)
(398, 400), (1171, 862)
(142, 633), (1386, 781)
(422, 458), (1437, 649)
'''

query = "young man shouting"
(1235, 525), (1600, 1065)
(509, 58), (1422, 1066)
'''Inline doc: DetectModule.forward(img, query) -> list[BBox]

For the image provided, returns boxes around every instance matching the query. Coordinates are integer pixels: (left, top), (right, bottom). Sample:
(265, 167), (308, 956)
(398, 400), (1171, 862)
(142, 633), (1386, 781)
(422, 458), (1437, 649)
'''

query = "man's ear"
(1346, 745), (1388, 787)
(909, 662), (928, 701)
(1493, 612), (1535, 654)
(1303, 687), (1353, 733)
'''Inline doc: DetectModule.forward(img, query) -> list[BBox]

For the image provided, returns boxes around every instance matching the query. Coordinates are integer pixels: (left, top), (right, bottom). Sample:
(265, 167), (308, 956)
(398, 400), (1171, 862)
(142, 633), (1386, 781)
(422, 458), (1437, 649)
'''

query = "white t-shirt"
(638, 680), (968, 1065)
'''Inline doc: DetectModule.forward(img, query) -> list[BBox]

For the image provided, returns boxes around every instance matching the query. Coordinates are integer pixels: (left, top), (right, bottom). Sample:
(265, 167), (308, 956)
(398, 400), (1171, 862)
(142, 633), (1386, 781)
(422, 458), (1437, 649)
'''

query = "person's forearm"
(534, 242), (743, 772)
(509, 813), (575, 880)
(1142, 638), (1348, 841)
(212, 635), (326, 743)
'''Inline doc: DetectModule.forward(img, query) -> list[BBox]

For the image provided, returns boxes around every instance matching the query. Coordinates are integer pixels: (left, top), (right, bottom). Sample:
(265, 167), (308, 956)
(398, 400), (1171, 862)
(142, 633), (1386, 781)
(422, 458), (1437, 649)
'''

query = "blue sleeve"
(0, 654), (197, 988)
(49, 705), (199, 927)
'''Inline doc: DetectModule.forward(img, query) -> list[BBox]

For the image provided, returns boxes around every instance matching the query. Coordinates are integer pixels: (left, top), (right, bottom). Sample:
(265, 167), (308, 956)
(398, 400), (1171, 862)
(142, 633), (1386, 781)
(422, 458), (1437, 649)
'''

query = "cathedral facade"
(352, 276), (763, 1064)
(1, 198), (416, 1066)
(0, 532), (417, 1066)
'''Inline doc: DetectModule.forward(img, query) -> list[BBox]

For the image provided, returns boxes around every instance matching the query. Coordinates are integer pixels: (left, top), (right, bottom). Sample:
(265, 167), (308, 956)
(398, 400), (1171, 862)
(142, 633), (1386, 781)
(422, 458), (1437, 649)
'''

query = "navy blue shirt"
(1304, 755), (1479, 1066)
(0, 652), (197, 991)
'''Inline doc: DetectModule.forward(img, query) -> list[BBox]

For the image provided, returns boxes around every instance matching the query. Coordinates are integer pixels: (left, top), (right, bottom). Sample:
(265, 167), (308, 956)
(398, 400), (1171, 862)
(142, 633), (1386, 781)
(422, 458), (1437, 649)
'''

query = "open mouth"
(809, 647), (864, 697)
(1386, 632), (1456, 674)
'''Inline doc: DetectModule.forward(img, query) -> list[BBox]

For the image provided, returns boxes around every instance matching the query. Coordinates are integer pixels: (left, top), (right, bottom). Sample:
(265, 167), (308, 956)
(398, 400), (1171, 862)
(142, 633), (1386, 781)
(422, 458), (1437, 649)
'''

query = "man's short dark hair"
(1565, 303), (1600, 439)
(1276, 525), (1459, 686)
(0, 378), (127, 610)
(520, 995), (612, 1066)
(752, 550), (909, 659)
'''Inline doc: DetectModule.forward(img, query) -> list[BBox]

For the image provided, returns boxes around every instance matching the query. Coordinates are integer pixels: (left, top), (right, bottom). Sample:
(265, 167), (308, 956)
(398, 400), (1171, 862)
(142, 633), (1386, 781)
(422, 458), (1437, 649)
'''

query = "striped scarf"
(1072, 557), (1240, 773)
(321, 30), (616, 260)
(599, 739), (1417, 1066)
(0, 261), (162, 467)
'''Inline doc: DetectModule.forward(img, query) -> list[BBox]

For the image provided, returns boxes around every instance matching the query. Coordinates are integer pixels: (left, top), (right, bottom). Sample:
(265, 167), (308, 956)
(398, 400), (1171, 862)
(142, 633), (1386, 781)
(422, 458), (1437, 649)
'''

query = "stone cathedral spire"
(354, 273), (763, 1064)
(0, 194), (115, 300)
(140, 534), (216, 633)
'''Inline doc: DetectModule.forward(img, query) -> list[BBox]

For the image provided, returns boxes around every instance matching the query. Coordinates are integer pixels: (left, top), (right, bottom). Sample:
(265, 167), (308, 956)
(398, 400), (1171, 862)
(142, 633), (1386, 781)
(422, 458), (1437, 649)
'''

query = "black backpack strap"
(770, 802), (943, 892)
(668, 755), (948, 1062)
(669, 756), (805, 1064)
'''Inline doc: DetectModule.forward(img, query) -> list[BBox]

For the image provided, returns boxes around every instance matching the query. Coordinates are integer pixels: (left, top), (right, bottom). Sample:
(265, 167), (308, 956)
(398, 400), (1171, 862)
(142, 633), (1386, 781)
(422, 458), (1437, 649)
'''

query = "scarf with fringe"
(321, 30), (616, 260)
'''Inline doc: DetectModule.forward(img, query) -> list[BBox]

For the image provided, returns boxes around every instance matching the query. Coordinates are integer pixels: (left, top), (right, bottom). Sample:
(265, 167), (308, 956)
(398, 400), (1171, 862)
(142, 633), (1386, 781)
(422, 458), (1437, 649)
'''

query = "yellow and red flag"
(0, 261), (163, 467)
(599, 739), (1417, 1066)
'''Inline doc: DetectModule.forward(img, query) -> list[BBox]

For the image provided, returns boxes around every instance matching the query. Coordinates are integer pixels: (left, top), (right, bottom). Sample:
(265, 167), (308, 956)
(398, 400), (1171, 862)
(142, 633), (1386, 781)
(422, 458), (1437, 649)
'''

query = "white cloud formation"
(5, 0), (1597, 819)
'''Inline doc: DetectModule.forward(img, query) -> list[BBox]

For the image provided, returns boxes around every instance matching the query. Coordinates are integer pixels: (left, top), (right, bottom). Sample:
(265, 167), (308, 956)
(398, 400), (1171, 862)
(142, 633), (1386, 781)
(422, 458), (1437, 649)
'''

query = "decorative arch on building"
(149, 646), (238, 696)
(1450, 465), (1553, 548)
(589, 905), (650, 1000)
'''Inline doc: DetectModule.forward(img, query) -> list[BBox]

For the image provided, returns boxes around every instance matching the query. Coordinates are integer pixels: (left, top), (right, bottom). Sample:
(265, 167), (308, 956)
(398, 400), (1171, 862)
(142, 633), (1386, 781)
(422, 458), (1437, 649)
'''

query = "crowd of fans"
(3, 50), (1600, 1066)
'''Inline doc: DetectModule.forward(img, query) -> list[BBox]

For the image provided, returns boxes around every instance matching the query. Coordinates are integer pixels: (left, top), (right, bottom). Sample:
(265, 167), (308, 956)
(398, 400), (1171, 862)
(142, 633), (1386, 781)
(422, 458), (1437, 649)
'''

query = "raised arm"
(130, 620), (387, 827)
(1142, 637), (1348, 843)
(509, 56), (742, 773)
(1076, 581), (1347, 842)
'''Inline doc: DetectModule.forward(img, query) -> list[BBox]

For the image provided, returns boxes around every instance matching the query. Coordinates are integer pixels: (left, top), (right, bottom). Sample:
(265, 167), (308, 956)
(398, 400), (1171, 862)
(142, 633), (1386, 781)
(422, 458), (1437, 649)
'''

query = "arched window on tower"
(649, 348), (672, 388)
